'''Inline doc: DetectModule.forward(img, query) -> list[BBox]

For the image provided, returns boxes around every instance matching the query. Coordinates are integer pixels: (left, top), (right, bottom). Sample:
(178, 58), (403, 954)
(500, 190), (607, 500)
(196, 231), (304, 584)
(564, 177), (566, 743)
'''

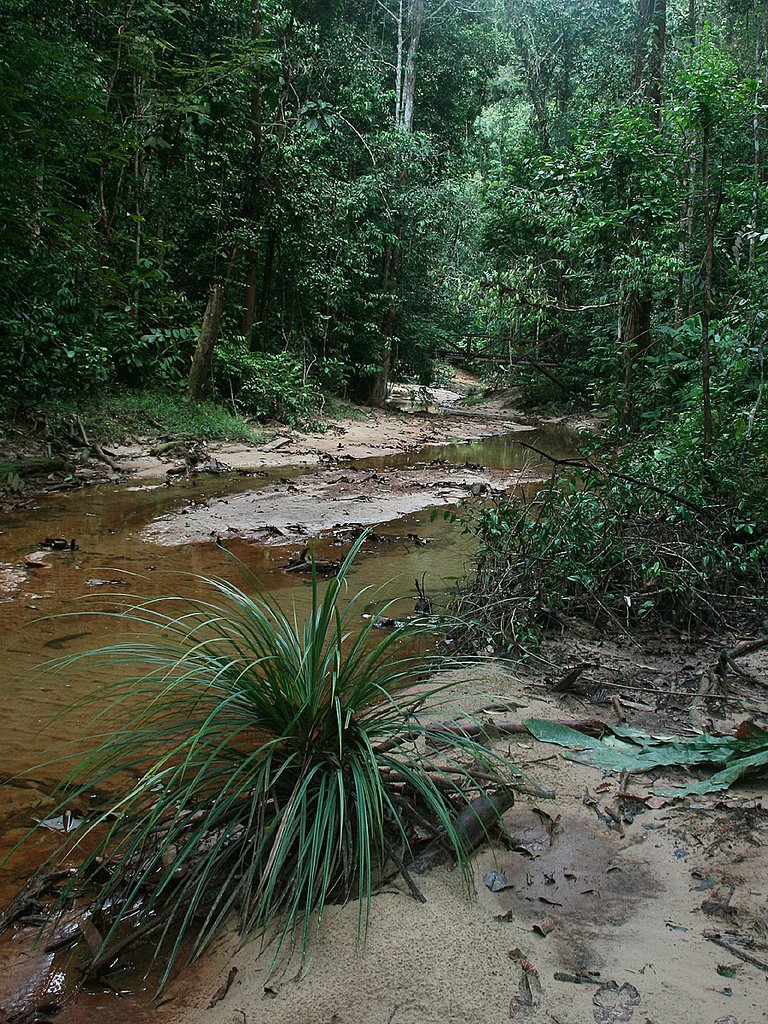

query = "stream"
(0, 423), (575, 1020)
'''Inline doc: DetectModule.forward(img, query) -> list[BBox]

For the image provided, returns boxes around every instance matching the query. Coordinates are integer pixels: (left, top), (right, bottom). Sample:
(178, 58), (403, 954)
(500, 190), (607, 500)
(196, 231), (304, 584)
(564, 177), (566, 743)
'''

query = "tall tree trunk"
(256, 227), (276, 350)
(369, 0), (424, 406)
(633, 0), (666, 118)
(620, 289), (652, 432)
(130, 70), (145, 321)
(700, 119), (722, 454)
(645, 0), (666, 125)
(371, 220), (403, 405)
(750, 0), (766, 268)
(188, 282), (226, 400)
(242, 0), (264, 343)
(395, 0), (404, 124)
(401, 0), (424, 132)
(675, 133), (697, 324)
(622, 0), (666, 428)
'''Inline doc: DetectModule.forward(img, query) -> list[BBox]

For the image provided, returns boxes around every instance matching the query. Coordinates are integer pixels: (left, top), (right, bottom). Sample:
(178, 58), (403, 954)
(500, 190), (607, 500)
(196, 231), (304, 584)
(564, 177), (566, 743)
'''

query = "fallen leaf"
(509, 967), (542, 1019)
(484, 870), (512, 892)
(532, 917), (555, 936)
(593, 981), (640, 1023)
(208, 966), (238, 1008)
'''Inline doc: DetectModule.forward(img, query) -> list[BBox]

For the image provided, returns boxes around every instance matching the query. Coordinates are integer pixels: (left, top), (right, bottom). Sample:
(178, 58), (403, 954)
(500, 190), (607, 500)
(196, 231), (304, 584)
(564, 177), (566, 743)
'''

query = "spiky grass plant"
(37, 535), (517, 988)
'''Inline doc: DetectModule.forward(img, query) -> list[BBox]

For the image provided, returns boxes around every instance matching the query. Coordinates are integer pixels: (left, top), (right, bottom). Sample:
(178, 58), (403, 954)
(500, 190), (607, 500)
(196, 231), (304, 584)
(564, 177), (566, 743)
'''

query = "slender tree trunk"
(700, 119), (722, 454)
(368, 0), (424, 405)
(243, 260), (260, 340)
(750, 0), (766, 268)
(395, 0), (404, 124)
(188, 282), (226, 399)
(256, 227), (276, 350)
(620, 289), (651, 432)
(130, 70), (145, 321)
(645, 0), (666, 125)
(371, 220), (403, 405)
(675, 136), (696, 324)
(622, 0), (666, 426)
(401, 0), (424, 132)
(242, 0), (264, 343)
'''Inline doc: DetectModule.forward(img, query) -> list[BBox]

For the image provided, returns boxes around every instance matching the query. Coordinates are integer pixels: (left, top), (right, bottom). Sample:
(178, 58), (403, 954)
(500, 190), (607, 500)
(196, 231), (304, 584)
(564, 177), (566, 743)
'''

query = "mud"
(144, 460), (543, 547)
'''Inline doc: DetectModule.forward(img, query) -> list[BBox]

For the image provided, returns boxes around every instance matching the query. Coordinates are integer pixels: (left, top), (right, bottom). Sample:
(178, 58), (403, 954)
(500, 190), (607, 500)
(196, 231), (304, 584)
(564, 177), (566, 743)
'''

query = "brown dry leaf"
(593, 981), (640, 1023)
(509, 967), (543, 1019)
(532, 916), (555, 936)
(208, 966), (238, 1008)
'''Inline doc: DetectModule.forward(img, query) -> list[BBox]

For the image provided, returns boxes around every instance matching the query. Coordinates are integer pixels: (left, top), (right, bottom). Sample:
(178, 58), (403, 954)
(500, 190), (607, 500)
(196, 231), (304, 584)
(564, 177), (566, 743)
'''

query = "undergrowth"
(452, 420), (768, 655)
(42, 388), (263, 445)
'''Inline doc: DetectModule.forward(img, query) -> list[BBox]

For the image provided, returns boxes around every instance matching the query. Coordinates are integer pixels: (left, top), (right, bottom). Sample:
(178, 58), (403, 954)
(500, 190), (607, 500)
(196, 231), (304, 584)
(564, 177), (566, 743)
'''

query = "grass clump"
(33, 536), (518, 988)
(45, 388), (262, 445)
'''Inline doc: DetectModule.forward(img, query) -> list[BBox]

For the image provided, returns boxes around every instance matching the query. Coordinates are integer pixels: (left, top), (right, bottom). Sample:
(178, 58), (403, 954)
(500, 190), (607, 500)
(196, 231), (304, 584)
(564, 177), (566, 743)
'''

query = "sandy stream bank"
(147, 663), (767, 1024)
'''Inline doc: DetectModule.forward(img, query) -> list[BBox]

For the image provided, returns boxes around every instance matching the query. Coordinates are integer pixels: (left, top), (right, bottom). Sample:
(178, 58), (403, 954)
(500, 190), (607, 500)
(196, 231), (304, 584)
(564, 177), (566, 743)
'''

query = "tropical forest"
(1, 1), (768, 1022)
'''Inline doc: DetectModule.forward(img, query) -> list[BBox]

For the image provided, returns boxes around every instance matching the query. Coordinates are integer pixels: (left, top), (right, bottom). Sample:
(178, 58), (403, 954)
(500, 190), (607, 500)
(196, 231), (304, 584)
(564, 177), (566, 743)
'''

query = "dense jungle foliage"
(2, 2), (768, 625)
(1, 0), (764, 427)
(4, 0), (768, 973)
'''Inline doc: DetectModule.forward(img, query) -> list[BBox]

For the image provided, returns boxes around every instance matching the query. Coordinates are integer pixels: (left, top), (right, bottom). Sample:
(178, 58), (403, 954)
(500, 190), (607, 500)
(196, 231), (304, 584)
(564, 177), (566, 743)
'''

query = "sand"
(155, 668), (768, 1024)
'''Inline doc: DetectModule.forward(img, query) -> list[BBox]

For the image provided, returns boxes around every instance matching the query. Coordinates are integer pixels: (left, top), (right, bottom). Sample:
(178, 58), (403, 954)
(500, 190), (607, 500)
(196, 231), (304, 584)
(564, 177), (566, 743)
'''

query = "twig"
(517, 441), (713, 519)
(704, 931), (768, 974)
(386, 842), (427, 904)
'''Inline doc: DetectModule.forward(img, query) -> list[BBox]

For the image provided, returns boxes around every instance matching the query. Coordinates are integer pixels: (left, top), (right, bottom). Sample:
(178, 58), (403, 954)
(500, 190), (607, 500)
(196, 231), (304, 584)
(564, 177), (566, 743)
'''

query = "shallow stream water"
(0, 423), (576, 1018)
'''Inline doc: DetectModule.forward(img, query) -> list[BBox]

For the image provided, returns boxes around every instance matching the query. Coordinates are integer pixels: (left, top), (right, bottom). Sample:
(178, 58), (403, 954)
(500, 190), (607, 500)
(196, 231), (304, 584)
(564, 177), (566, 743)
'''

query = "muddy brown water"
(0, 426), (575, 1018)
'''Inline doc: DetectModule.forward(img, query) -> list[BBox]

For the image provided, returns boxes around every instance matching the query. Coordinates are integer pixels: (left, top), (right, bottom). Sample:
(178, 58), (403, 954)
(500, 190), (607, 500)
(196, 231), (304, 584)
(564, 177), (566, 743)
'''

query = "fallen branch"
(373, 717), (606, 756)
(714, 638), (768, 680)
(517, 441), (713, 519)
(0, 457), (68, 480)
(77, 915), (165, 979)
(704, 931), (768, 974)
(0, 869), (74, 937)
(385, 842), (427, 903)
(406, 787), (516, 875)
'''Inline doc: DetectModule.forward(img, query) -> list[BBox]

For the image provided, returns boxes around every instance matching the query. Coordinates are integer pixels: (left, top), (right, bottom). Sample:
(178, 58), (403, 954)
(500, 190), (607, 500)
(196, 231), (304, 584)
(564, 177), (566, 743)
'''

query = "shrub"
(452, 431), (768, 654)
(34, 537), (519, 987)
(212, 340), (322, 424)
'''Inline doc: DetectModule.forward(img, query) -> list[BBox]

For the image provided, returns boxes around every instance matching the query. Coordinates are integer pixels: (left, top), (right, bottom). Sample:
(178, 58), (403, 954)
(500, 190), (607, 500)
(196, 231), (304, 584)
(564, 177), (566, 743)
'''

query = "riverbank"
(0, 375), (597, 511)
(5, 390), (764, 1024)
(144, 658), (768, 1024)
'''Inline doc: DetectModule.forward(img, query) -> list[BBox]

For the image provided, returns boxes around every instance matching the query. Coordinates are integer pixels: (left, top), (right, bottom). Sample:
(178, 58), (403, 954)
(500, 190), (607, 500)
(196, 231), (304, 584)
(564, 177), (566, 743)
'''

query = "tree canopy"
(0, 0), (766, 444)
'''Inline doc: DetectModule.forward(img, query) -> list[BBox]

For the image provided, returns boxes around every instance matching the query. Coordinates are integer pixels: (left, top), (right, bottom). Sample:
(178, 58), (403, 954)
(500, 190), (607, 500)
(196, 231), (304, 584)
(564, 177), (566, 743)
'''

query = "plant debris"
(524, 718), (768, 797)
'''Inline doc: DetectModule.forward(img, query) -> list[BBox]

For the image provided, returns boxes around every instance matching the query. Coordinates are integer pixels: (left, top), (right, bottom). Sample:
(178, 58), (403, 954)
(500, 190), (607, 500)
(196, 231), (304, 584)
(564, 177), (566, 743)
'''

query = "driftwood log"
(406, 787), (516, 875)
(0, 457), (68, 479)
